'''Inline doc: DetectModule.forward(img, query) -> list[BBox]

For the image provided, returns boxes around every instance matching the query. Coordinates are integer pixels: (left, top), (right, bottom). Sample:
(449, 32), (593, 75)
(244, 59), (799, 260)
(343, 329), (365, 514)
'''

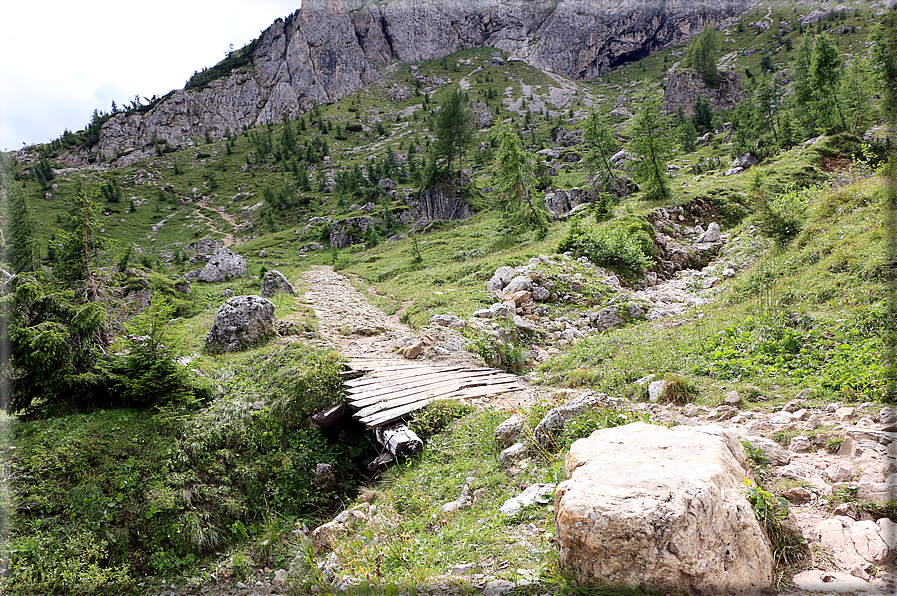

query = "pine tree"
(809, 34), (848, 133)
(9, 182), (38, 272)
(56, 190), (109, 298)
(871, 10), (897, 126)
(581, 109), (622, 194)
(691, 95), (714, 133)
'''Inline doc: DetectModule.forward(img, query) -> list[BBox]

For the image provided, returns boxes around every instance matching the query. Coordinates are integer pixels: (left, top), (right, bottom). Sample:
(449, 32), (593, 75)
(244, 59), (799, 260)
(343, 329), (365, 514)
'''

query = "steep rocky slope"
(92, 0), (750, 160)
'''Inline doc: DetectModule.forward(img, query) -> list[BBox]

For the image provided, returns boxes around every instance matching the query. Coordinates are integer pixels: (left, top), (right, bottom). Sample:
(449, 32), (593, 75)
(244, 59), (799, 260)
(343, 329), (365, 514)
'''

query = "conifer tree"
(629, 93), (674, 202)
(684, 24), (723, 86)
(490, 123), (549, 239)
(433, 85), (474, 185)
(809, 34), (847, 133)
(581, 109), (622, 194)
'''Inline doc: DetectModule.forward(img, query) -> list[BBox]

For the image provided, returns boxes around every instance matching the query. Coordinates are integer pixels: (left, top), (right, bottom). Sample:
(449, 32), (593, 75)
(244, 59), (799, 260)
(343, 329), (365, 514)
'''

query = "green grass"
(4, 2), (894, 592)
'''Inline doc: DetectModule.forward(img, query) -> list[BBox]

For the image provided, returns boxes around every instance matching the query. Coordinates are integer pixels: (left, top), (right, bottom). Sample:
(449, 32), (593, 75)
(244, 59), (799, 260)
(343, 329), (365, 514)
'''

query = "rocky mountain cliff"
(89, 0), (751, 163)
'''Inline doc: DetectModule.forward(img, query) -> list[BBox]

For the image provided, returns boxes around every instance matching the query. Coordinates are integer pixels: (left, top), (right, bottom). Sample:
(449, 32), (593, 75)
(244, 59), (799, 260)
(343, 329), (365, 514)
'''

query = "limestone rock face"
(662, 68), (746, 117)
(261, 269), (296, 298)
(555, 422), (774, 595)
(205, 295), (276, 353)
(197, 247), (247, 283)
(415, 187), (475, 223)
(84, 0), (749, 161)
(527, 0), (746, 81)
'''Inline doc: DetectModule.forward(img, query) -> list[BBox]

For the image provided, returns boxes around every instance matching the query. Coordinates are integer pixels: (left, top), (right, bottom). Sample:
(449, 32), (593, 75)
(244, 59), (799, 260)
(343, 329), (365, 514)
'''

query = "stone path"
(300, 266), (551, 411)
(639, 398), (896, 596)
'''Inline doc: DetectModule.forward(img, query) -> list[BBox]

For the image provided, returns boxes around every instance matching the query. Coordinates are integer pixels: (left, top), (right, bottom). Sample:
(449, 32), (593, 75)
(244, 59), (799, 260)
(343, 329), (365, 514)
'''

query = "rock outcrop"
(402, 186), (475, 225)
(555, 422), (774, 594)
(260, 269), (296, 298)
(197, 247), (247, 283)
(205, 295), (276, 352)
(84, 0), (749, 161)
(662, 68), (746, 117)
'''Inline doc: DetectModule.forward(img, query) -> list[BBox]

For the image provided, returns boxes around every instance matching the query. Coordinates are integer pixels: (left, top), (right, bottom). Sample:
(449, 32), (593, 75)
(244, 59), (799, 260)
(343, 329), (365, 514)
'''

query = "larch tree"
(433, 85), (474, 185)
(490, 123), (549, 239)
(684, 24), (723, 86)
(581, 109), (623, 195)
(629, 93), (674, 202)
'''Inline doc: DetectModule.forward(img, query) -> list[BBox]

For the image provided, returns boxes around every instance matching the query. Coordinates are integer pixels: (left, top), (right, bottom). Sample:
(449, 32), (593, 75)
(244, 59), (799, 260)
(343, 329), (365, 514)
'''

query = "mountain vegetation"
(1, 1), (895, 594)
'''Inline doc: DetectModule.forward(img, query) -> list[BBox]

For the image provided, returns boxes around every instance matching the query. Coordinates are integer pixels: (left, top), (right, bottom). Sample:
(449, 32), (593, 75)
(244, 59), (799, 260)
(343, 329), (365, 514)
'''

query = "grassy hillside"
(2, 1), (895, 594)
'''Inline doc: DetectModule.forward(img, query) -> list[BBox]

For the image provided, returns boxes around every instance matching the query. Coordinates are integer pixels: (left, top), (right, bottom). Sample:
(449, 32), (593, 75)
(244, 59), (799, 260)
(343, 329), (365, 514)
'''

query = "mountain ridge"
(83, 0), (751, 166)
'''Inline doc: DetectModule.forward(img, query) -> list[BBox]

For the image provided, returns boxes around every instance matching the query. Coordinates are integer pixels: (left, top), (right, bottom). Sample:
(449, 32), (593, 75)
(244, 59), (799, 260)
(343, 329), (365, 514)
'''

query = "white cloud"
(0, 0), (301, 151)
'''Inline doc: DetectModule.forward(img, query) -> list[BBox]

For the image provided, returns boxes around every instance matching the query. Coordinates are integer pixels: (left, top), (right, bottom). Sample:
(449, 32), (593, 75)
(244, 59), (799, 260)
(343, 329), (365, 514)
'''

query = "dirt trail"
(300, 266), (553, 410)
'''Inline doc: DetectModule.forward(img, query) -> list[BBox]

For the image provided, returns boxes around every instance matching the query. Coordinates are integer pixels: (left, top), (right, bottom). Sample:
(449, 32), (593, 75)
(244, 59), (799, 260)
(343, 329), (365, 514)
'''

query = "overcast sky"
(0, 0), (303, 151)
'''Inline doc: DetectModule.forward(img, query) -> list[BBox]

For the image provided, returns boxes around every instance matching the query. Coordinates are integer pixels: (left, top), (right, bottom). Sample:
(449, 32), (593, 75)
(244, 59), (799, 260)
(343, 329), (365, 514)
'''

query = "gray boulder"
(261, 269), (296, 298)
(534, 392), (616, 447)
(495, 413), (526, 448)
(732, 152), (760, 170)
(205, 295), (276, 353)
(431, 314), (465, 328)
(197, 247), (247, 283)
(698, 222), (722, 243)
(504, 275), (533, 294)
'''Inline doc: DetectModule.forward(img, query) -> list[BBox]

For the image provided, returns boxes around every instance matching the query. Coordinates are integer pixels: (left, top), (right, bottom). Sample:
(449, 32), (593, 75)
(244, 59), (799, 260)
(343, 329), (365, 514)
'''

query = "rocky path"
(300, 266), (550, 410)
(637, 397), (896, 596)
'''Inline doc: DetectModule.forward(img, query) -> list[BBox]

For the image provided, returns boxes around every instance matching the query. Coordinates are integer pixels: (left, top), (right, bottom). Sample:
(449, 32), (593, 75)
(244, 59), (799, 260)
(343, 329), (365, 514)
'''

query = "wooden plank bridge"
(341, 358), (525, 428)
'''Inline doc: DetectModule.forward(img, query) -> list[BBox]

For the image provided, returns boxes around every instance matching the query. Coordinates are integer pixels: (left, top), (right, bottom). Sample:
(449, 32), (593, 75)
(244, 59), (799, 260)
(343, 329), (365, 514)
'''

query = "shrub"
(557, 215), (655, 274)
(659, 374), (698, 404)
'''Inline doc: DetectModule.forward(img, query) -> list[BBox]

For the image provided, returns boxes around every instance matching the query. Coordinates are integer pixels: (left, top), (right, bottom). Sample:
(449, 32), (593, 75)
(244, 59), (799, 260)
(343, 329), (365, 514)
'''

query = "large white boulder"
(554, 422), (773, 595)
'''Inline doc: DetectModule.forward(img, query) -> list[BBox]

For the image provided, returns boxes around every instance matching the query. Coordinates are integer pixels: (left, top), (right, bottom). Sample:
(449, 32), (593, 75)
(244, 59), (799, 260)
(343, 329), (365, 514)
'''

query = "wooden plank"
(346, 370), (499, 402)
(359, 383), (526, 427)
(358, 398), (438, 427)
(346, 361), (450, 372)
(350, 378), (473, 412)
(352, 382), (472, 418)
(343, 366), (473, 389)
(349, 372), (504, 410)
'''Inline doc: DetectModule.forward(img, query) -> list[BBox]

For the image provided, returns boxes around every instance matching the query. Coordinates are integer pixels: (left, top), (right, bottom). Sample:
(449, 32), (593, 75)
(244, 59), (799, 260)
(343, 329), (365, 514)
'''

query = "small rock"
(489, 303), (509, 318)
(504, 275), (533, 294)
(494, 413), (526, 448)
(358, 490), (378, 503)
(395, 336), (415, 349)
(879, 407), (897, 431)
(499, 483), (555, 516)
(647, 380), (666, 402)
(681, 403), (699, 417)
(781, 486), (813, 503)
(473, 309), (492, 318)
(449, 563), (477, 575)
(724, 390), (741, 405)
(260, 269), (296, 298)
(499, 442), (528, 467)
(403, 342), (425, 359)
(430, 314), (465, 328)
(512, 314), (536, 331)
(833, 502), (858, 519)
(789, 436), (813, 452)
(836, 406), (856, 422)
(483, 579), (516, 596)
